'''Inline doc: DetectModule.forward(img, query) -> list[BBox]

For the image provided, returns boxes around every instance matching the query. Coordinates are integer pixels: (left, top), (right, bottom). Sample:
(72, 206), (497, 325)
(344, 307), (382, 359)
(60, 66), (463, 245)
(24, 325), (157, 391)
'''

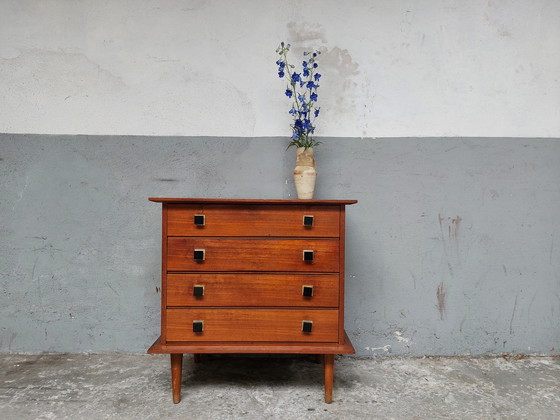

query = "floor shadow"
(182, 354), (324, 387)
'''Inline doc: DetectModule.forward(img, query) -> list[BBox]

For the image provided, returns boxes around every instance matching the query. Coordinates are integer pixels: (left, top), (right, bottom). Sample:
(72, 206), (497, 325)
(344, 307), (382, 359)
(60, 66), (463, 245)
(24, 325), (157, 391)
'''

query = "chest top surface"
(149, 198), (357, 205)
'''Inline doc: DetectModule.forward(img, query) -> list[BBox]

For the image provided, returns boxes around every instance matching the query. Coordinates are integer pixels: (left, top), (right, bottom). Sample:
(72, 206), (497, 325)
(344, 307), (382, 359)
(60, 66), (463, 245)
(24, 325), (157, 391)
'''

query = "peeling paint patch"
(366, 345), (391, 353)
(394, 330), (410, 343)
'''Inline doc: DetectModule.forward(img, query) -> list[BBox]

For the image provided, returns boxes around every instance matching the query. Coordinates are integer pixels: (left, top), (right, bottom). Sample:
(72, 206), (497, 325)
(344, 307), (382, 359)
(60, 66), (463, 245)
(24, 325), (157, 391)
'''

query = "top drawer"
(166, 204), (340, 237)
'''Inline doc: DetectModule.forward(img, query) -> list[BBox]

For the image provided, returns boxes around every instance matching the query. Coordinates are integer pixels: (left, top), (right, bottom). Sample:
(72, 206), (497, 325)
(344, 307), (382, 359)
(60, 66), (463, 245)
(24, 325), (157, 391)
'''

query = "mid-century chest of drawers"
(148, 198), (357, 403)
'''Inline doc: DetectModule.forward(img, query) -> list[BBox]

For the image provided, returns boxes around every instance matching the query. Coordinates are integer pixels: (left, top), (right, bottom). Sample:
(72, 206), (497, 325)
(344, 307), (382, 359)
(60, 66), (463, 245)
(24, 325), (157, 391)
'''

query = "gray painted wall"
(1, 134), (559, 355)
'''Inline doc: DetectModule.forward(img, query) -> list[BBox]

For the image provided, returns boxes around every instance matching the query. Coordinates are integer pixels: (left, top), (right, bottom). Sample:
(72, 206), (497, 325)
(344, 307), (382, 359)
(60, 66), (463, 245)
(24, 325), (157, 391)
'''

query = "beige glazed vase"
(293, 147), (317, 199)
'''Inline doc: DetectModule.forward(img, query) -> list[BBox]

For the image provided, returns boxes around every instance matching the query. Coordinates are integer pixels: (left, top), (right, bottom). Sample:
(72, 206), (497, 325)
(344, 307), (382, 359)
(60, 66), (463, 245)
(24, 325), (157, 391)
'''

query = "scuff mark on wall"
(509, 294), (518, 335)
(409, 270), (417, 289)
(437, 282), (446, 320)
(550, 233), (555, 265)
(180, 0), (207, 12)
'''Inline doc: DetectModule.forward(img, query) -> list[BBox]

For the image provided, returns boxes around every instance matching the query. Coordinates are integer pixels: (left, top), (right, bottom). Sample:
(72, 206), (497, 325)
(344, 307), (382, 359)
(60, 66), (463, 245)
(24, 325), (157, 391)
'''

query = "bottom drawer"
(166, 309), (339, 343)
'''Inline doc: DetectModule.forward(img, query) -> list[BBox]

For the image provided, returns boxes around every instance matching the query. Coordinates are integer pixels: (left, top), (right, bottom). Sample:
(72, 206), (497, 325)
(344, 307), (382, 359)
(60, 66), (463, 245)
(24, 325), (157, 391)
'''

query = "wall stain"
(438, 214), (462, 242)
(285, 22), (361, 120)
(437, 282), (446, 320)
(286, 22), (328, 44)
(438, 214), (462, 275)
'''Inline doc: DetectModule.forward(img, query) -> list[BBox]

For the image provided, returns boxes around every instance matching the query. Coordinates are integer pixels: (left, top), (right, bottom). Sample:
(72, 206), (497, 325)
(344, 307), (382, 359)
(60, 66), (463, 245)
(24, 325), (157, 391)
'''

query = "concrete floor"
(1, 354), (559, 420)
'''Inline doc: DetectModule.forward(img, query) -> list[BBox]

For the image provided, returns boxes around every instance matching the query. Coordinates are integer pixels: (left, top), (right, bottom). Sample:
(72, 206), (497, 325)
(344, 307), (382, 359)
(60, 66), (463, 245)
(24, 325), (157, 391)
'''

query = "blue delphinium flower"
(276, 59), (286, 78)
(276, 42), (322, 150)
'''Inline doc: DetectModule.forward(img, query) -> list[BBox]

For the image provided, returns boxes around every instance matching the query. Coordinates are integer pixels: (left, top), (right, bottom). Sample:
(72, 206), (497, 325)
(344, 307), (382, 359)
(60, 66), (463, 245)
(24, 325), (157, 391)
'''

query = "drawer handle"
(193, 249), (205, 261)
(193, 214), (205, 226)
(302, 285), (314, 297)
(303, 215), (314, 227)
(303, 250), (314, 262)
(193, 320), (204, 333)
(193, 285), (205, 297)
(302, 320), (313, 333)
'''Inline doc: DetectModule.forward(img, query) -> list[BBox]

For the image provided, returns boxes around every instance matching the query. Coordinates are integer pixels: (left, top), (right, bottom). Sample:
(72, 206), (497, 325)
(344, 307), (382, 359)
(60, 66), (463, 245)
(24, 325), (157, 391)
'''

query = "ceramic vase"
(293, 147), (317, 199)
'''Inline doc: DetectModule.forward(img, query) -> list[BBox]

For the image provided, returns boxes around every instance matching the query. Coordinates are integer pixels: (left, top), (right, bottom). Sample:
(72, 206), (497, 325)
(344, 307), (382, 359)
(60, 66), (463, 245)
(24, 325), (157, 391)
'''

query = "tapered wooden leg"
(193, 353), (201, 363)
(324, 354), (334, 403)
(170, 353), (183, 404)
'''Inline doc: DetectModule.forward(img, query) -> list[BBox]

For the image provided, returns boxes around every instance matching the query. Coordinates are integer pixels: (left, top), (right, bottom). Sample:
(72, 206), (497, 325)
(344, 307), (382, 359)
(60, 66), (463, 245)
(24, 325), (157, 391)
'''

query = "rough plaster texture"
(1, 354), (560, 419)
(1, 0), (559, 137)
(1, 134), (559, 356)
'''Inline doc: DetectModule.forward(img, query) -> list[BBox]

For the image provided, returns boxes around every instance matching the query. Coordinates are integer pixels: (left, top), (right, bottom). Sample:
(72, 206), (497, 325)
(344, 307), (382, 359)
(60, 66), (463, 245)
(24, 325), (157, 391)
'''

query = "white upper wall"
(1, 0), (559, 137)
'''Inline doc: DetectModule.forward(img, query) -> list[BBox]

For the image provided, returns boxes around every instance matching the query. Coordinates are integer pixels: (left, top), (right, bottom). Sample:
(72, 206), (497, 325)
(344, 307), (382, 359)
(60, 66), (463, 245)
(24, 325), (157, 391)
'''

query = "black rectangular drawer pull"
(302, 285), (314, 297)
(303, 215), (314, 226)
(192, 320), (204, 333)
(193, 249), (205, 261)
(193, 285), (205, 297)
(303, 250), (314, 262)
(302, 320), (313, 333)
(193, 214), (205, 226)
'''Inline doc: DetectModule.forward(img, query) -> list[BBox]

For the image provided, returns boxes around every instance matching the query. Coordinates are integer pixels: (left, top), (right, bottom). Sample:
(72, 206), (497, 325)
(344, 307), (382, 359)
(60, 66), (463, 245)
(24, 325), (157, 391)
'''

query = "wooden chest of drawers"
(148, 198), (357, 403)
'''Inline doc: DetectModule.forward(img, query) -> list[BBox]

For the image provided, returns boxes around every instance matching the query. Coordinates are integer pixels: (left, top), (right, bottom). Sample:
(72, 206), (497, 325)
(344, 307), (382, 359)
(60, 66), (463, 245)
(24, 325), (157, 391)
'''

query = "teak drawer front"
(167, 204), (340, 237)
(167, 238), (340, 272)
(167, 273), (339, 307)
(166, 309), (339, 342)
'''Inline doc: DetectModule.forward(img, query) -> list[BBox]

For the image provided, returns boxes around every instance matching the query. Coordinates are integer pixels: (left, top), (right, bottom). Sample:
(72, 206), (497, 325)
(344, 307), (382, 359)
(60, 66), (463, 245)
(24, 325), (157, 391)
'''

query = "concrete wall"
(1, 1), (559, 355)
(1, 135), (559, 355)
(1, 0), (559, 137)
